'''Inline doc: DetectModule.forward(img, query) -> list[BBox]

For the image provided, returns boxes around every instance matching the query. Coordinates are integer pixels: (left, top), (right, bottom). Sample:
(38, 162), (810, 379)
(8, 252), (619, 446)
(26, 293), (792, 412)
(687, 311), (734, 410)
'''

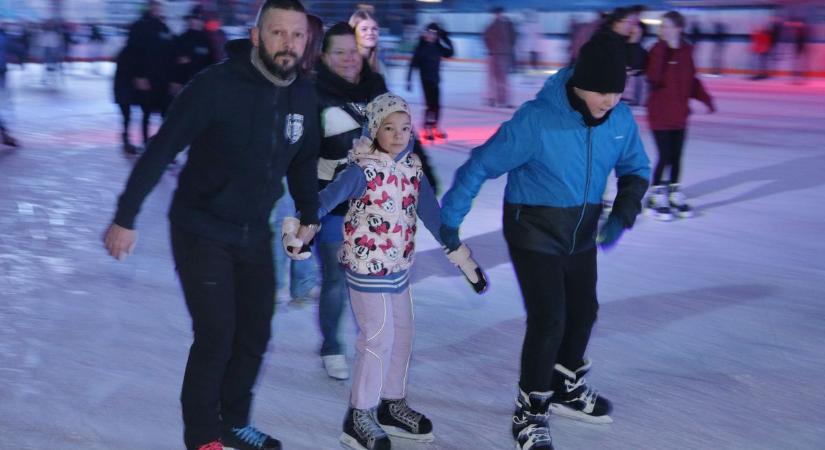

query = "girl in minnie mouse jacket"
(282, 92), (486, 449)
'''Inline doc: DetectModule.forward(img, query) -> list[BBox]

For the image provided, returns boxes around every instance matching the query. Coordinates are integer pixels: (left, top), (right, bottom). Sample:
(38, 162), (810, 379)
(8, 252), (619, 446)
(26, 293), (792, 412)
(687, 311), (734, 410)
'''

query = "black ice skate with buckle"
(340, 407), (392, 450)
(512, 390), (554, 450)
(377, 398), (434, 442)
(549, 359), (613, 424)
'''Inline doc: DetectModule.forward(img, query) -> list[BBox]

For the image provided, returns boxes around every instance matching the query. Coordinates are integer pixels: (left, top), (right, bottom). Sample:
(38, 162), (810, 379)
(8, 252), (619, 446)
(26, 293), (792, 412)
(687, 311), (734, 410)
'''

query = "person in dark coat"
(645, 10), (715, 221)
(624, 21), (648, 105)
(126, 0), (175, 147)
(169, 7), (217, 96)
(483, 7), (516, 107)
(0, 24), (19, 147)
(103, 1), (321, 449)
(407, 22), (454, 141)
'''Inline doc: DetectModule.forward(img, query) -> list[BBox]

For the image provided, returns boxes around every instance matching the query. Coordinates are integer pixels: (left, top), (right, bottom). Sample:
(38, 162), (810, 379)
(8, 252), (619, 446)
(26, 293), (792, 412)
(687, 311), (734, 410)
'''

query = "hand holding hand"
(282, 217), (312, 260)
(445, 244), (488, 294)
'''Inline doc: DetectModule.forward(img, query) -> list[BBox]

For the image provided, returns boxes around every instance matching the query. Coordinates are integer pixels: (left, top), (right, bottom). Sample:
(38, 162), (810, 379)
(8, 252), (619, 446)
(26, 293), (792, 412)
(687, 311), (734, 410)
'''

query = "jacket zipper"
(570, 127), (593, 255)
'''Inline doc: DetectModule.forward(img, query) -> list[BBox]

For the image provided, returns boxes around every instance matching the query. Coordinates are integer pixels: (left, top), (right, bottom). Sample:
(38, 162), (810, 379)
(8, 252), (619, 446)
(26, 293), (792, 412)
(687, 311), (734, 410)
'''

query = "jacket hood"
(536, 66), (577, 117)
(225, 38), (253, 60)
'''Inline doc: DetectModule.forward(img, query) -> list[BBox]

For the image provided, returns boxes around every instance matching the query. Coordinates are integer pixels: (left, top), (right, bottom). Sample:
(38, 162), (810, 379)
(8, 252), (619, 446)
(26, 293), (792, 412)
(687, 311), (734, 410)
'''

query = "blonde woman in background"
(349, 9), (384, 74)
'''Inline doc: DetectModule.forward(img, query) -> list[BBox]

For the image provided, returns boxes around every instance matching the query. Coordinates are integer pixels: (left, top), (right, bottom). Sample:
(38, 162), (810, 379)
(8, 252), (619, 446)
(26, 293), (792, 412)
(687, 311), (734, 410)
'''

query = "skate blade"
(339, 433), (369, 450)
(550, 404), (613, 424)
(675, 210), (694, 218)
(645, 208), (673, 221)
(380, 425), (435, 442)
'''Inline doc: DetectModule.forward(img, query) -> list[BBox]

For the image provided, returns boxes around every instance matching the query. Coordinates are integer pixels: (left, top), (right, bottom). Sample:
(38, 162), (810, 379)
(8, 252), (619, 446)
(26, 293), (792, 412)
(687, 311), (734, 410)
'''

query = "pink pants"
(348, 287), (414, 409)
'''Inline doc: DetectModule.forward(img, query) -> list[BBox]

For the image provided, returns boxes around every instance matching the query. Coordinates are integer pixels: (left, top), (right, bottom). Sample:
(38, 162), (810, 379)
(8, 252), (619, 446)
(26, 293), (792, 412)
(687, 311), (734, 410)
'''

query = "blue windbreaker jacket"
(441, 67), (650, 255)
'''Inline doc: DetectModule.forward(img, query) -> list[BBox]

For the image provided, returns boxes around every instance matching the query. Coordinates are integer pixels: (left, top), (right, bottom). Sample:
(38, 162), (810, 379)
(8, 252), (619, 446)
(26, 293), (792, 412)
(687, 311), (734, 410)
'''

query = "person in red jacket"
(645, 10), (715, 220)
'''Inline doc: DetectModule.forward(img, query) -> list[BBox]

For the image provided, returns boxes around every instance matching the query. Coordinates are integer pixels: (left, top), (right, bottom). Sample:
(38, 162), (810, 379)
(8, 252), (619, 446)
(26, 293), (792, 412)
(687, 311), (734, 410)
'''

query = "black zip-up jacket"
(407, 34), (454, 84)
(114, 39), (320, 244)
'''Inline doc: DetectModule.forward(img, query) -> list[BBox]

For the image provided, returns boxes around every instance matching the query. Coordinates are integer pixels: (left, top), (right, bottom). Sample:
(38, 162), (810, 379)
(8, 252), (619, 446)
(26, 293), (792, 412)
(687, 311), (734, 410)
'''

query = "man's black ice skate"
(221, 424), (281, 450)
(549, 359), (613, 424)
(645, 185), (673, 221)
(340, 407), (392, 450)
(668, 184), (694, 218)
(377, 397), (434, 442)
(512, 390), (554, 450)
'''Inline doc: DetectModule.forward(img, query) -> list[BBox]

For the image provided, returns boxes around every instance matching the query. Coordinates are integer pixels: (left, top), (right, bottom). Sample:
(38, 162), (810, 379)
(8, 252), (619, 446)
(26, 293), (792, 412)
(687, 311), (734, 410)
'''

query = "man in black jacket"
(103, 1), (319, 449)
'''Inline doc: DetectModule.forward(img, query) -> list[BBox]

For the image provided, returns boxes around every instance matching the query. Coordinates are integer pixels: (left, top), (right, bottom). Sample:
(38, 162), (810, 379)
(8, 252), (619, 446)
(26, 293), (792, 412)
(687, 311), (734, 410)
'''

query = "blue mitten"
(439, 225), (461, 252)
(596, 216), (625, 250)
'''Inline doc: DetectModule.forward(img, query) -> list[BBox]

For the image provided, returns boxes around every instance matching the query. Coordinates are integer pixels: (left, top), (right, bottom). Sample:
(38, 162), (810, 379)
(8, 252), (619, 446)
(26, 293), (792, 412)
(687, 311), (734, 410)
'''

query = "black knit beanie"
(570, 33), (627, 93)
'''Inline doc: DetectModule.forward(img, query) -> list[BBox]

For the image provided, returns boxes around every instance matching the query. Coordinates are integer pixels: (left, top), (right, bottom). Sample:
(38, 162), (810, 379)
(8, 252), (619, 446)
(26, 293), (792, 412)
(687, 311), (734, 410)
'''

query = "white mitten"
(445, 244), (488, 294)
(281, 217), (312, 260)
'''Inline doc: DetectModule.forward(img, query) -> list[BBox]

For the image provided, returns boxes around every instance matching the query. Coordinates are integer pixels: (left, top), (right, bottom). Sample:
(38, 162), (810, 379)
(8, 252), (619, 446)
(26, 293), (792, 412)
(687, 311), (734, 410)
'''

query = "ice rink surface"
(1, 62), (824, 449)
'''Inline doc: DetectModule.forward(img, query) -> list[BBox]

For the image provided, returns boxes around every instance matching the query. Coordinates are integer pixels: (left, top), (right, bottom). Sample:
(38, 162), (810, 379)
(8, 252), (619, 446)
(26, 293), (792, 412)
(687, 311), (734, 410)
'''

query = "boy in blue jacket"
(439, 34), (650, 450)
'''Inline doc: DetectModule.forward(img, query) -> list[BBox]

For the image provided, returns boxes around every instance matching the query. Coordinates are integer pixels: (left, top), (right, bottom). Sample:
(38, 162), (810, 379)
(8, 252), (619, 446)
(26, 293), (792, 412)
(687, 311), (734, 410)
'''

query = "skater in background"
(406, 22), (454, 141)
(645, 10), (715, 221)
(301, 14), (324, 74)
(623, 21), (647, 106)
(103, 1), (321, 448)
(349, 9), (383, 75)
(440, 31), (650, 450)
(710, 21), (727, 75)
(0, 22), (19, 147)
(127, 0), (175, 147)
(283, 92), (486, 450)
(483, 6), (516, 108)
(750, 24), (772, 80)
(788, 18), (809, 82)
(169, 6), (217, 96)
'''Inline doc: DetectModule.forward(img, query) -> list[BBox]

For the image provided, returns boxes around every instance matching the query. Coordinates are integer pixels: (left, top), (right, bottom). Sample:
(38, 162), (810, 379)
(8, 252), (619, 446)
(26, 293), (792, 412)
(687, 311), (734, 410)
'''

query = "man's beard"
(258, 44), (301, 80)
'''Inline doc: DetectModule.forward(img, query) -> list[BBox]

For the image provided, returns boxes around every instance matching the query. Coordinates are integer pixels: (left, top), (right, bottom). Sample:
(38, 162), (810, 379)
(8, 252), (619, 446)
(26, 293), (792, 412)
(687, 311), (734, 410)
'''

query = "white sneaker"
(322, 354), (349, 380)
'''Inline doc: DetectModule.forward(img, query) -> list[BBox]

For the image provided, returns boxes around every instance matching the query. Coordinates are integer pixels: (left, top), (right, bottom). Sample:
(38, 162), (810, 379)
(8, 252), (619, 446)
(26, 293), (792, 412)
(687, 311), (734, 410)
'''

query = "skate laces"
(231, 425), (268, 448)
(565, 376), (599, 409)
(669, 190), (687, 206)
(389, 399), (422, 427)
(354, 408), (386, 439)
(520, 424), (552, 444)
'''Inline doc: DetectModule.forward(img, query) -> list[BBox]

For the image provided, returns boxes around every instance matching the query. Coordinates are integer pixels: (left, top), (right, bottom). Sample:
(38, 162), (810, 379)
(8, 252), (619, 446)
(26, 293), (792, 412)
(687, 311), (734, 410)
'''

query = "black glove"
(439, 225), (461, 252)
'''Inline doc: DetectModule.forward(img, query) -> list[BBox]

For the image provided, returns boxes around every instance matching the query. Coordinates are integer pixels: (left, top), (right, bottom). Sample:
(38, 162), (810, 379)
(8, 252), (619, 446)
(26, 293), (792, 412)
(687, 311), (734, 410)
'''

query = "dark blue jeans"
(317, 241), (349, 356)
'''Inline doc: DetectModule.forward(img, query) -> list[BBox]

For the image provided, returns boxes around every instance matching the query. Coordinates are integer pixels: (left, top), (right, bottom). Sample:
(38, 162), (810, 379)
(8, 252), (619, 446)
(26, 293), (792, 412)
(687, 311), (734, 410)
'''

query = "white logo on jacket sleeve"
(285, 113), (304, 144)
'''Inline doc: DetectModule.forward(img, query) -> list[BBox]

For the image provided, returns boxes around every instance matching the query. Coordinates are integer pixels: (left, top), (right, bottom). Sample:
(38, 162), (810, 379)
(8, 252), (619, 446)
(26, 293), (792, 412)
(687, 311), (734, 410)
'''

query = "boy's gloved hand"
(439, 225), (461, 252)
(445, 243), (488, 294)
(596, 216), (625, 250)
(282, 217), (312, 260)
